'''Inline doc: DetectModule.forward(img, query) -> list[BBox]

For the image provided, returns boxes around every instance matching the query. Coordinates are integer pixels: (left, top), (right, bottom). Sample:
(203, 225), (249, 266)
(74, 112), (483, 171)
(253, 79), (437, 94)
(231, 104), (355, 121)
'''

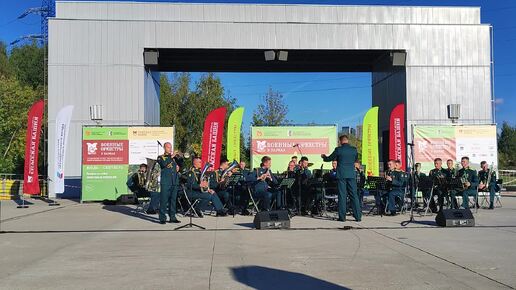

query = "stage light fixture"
(391, 51), (406, 66)
(278, 50), (288, 61)
(264, 50), (275, 61)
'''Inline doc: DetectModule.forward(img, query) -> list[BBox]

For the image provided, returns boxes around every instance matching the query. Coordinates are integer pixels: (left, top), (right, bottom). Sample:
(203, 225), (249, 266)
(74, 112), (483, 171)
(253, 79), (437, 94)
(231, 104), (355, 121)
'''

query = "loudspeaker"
(435, 209), (475, 227)
(253, 210), (290, 229)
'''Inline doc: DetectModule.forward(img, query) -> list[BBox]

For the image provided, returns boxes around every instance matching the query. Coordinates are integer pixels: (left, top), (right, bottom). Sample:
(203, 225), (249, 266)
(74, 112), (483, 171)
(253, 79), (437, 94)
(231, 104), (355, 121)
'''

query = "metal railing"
(499, 170), (516, 192)
(0, 174), (48, 199)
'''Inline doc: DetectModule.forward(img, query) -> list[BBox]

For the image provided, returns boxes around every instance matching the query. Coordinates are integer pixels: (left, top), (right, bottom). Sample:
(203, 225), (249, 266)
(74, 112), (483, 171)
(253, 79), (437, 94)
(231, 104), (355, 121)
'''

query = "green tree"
(8, 42), (45, 89)
(159, 73), (236, 157)
(498, 122), (516, 169)
(251, 87), (290, 126)
(0, 42), (11, 77)
(0, 76), (40, 173)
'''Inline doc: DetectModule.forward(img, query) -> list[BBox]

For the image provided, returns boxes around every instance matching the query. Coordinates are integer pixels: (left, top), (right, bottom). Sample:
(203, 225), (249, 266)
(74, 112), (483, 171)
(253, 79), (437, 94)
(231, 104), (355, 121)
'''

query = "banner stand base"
(16, 195), (29, 209)
(48, 201), (60, 207)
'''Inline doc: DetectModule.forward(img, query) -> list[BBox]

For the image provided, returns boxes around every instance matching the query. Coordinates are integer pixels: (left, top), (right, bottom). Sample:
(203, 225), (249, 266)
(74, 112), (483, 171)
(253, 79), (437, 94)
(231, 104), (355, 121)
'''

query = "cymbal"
(307, 162), (314, 167)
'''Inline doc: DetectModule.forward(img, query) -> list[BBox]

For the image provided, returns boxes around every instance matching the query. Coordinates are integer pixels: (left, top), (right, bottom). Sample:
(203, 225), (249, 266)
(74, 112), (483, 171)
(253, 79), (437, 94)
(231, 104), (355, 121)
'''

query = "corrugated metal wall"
(48, 2), (492, 195)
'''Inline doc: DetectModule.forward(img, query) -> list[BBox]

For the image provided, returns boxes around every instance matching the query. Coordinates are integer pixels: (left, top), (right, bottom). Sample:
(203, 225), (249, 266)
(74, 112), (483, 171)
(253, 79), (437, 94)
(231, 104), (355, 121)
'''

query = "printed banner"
(81, 126), (174, 201)
(389, 104), (406, 170)
(251, 126), (337, 173)
(414, 125), (498, 172)
(361, 107), (379, 176)
(128, 127), (174, 165)
(201, 107), (227, 169)
(226, 107), (244, 162)
(53, 105), (74, 196)
(23, 99), (44, 194)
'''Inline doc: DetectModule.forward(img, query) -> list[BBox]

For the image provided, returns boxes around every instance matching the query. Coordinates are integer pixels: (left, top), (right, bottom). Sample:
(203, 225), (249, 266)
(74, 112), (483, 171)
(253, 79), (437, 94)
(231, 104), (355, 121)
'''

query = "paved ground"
(1, 195), (515, 290)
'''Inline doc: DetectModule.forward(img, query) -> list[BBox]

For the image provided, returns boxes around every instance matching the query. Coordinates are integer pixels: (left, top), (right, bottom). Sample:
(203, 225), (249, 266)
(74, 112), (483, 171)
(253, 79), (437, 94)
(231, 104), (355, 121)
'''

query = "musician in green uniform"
(413, 163), (427, 208)
(298, 156), (313, 215)
(478, 161), (497, 210)
(321, 135), (361, 222)
(443, 159), (459, 208)
(457, 156), (479, 209)
(384, 160), (408, 216)
(235, 161), (251, 215)
(214, 159), (232, 208)
(355, 161), (366, 208)
(186, 157), (227, 217)
(156, 142), (180, 224)
(428, 158), (447, 212)
(246, 156), (281, 211)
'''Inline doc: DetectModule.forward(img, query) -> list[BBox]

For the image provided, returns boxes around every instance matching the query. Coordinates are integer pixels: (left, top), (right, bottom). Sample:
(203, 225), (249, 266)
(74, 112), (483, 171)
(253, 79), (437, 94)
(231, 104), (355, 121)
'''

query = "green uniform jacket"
(157, 154), (179, 186)
(458, 167), (479, 190)
(322, 144), (358, 179)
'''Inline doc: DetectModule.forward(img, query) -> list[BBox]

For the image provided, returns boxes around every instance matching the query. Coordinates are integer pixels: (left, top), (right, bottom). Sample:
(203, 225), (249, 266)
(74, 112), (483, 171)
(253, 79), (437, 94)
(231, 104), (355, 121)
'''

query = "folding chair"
(180, 186), (201, 218)
(246, 187), (260, 214)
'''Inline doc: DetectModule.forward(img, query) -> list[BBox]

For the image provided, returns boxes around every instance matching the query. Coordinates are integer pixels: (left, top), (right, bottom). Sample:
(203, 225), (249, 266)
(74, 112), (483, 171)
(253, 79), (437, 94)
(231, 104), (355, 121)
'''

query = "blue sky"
(1, 0), (515, 133)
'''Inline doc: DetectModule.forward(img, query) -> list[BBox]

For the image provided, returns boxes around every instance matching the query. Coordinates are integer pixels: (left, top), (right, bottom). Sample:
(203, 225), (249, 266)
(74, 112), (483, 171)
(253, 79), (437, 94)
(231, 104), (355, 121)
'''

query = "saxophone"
(460, 169), (470, 190)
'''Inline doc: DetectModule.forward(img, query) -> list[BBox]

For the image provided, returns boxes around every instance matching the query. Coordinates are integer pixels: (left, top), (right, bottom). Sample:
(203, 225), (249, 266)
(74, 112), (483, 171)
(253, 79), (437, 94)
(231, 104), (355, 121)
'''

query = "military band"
(131, 141), (500, 225)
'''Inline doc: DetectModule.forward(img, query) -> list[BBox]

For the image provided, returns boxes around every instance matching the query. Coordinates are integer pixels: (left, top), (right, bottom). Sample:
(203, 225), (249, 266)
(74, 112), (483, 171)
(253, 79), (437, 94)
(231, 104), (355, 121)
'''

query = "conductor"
(321, 135), (362, 222)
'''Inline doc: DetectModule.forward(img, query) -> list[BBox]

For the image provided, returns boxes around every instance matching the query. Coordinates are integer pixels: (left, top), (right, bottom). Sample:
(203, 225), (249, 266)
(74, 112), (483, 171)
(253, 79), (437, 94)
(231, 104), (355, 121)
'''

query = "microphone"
(293, 143), (299, 147)
(157, 140), (163, 146)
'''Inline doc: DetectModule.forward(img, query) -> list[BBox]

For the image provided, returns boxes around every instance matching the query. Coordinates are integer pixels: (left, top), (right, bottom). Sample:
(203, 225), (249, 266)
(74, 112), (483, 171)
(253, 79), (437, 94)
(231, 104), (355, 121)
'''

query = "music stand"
(366, 176), (388, 216)
(279, 178), (295, 215)
(226, 174), (241, 217)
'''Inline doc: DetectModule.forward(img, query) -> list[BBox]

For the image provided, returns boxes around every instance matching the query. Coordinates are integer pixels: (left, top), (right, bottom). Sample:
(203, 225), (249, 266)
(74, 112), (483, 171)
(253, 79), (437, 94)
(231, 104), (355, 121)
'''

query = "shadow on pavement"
(102, 205), (160, 224)
(231, 265), (350, 290)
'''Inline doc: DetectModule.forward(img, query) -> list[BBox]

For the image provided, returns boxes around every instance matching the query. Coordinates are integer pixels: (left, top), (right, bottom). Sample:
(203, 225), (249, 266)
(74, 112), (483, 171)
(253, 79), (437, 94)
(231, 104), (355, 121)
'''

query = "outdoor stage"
(1, 196), (515, 290)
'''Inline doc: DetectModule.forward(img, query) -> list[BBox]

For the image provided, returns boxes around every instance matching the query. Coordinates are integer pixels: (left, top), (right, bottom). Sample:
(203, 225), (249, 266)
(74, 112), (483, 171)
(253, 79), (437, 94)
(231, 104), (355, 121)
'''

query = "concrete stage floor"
(1, 196), (515, 290)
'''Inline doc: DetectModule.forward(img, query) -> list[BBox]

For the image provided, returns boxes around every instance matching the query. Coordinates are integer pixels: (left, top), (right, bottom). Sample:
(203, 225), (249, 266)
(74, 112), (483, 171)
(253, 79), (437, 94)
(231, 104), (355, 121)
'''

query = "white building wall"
(48, 1), (493, 195)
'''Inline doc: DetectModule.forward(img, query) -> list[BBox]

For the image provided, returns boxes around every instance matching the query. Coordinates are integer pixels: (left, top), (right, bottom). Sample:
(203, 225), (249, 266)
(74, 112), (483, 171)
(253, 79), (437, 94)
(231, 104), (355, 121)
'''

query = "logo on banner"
(257, 141), (267, 152)
(252, 138), (329, 155)
(87, 143), (98, 155)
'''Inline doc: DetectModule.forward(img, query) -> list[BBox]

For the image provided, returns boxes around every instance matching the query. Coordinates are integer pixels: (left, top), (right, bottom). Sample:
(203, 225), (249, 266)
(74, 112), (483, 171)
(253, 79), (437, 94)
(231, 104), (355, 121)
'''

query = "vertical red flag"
(201, 107), (227, 169)
(23, 99), (45, 194)
(389, 103), (406, 171)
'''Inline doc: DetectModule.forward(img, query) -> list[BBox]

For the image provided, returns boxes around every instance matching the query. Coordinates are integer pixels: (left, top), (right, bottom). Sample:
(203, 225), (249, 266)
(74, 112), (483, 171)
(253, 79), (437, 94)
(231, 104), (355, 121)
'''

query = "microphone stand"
(402, 142), (416, 226)
(294, 144), (305, 215)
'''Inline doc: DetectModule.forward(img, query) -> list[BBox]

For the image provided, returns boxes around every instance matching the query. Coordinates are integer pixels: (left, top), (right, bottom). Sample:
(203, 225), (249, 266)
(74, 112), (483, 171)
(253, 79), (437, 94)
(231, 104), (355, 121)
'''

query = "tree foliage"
(252, 87), (290, 126)
(8, 42), (45, 89)
(160, 73), (236, 158)
(498, 122), (516, 169)
(0, 76), (40, 173)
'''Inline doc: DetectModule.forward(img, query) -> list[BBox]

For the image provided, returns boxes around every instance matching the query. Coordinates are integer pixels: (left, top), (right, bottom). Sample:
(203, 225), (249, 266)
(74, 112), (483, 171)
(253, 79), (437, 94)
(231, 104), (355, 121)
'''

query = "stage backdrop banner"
(23, 99), (44, 194)
(361, 107), (379, 176)
(201, 107), (227, 169)
(53, 105), (74, 197)
(226, 107), (244, 162)
(389, 104), (406, 170)
(81, 126), (174, 201)
(251, 126), (338, 173)
(414, 125), (498, 172)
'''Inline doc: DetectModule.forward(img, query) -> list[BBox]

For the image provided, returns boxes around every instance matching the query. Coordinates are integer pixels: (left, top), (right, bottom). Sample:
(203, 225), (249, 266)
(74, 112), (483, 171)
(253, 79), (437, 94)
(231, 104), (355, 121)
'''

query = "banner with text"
(201, 107), (227, 169)
(226, 107), (244, 162)
(414, 125), (498, 173)
(53, 105), (74, 197)
(23, 99), (44, 194)
(389, 104), (406, 170)
(361, 107), (379, 176)
(81, 126), (174, 201)
(251, 126), (337, 173)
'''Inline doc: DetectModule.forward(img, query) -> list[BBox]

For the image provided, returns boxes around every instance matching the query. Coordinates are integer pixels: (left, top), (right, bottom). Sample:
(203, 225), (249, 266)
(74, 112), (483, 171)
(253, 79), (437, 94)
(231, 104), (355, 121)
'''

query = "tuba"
(144, 157), (158, 190)
(219, 160), (239, 190)
(200, 162), (213, 192)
